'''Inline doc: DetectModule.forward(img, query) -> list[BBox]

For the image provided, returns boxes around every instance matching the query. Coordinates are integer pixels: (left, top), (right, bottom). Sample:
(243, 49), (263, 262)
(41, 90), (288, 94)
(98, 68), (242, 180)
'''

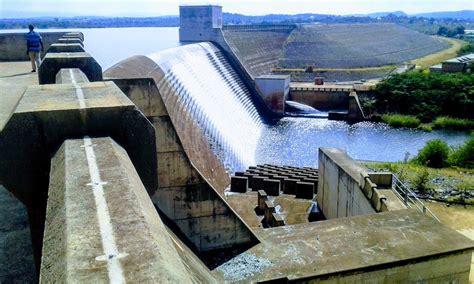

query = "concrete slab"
(41, 137), (191, 282)
(0, 62), (38, 131)
(38, 52), (102, 84)
(214, 209), (474, 282)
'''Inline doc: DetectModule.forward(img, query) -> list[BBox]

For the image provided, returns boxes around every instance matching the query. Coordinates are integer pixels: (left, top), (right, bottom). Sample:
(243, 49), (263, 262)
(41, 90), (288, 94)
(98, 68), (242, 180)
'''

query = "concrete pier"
(41, 137), (191, 282)
(39, 52), (102, 84)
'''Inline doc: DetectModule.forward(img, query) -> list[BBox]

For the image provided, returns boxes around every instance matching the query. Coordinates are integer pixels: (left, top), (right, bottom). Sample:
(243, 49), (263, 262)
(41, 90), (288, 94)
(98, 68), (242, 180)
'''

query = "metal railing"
(390, 174), (440, 222)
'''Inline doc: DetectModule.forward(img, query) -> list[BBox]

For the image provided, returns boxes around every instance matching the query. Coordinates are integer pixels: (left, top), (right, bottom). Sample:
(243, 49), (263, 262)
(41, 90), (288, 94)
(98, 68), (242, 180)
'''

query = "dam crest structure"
(0, 4), (472, 283)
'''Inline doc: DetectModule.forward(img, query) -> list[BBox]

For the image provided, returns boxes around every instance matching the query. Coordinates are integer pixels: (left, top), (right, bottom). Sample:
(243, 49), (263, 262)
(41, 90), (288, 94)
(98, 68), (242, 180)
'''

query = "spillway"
(147, 43), (264, 172)
(105, 42), (267, 176)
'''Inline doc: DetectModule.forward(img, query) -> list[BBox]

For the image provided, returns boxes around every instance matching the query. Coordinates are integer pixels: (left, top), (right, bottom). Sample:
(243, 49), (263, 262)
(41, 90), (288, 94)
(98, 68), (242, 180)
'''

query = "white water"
(148, 43), (264, 172)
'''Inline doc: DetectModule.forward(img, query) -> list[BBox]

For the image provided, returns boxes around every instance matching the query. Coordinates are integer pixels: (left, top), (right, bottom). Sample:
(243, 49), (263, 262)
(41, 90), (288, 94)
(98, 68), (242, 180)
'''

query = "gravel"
(217, 252), (273, 282)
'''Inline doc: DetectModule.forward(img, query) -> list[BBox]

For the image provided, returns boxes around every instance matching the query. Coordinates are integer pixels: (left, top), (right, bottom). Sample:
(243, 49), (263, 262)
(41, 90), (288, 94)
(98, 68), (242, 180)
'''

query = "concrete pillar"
(263, 179), (280, 196)
(296, 182), (314, 199)
(243, 172), (258, 189)
(231, 176), (248, 193)
(38, 52), (102, 84)
(257, 190), (268, 213)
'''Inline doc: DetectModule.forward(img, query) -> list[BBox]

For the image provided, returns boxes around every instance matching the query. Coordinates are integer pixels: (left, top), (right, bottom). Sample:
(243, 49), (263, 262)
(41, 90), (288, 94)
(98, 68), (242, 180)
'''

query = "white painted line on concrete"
(83, 137), (125, 284)
(70, 69), (86, 109)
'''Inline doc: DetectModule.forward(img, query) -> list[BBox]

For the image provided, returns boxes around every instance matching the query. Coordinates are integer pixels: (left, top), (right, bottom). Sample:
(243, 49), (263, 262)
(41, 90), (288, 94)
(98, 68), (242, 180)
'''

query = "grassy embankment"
(410, 37), (467, 68)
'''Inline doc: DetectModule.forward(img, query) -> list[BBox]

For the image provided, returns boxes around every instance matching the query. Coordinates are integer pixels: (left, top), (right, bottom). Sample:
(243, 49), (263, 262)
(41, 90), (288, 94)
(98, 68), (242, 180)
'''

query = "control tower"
(179, 5), (223, 42)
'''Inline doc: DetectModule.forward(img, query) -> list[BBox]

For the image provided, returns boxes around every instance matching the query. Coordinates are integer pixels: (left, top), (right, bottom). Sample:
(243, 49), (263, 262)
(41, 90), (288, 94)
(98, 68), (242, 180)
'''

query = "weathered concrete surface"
(55, 68), (90, 84)
(317, 148), (402, 219)
(38, 52), (102, 84)
(214, 209), (474, 282)
(105, 76), (258, 256)
(0, 185), (36, 283)
(0, 81), (156, 267)
(0, 61), (38, 131)
(0, 32), (70, 61)
(289, 87), (350, 110)
(46, 43), (85, 53)
(41, 137), (191, 283)
(64, 32), (84, 41)
(57, 38), (84, 47)
(255, 75), (290, 115)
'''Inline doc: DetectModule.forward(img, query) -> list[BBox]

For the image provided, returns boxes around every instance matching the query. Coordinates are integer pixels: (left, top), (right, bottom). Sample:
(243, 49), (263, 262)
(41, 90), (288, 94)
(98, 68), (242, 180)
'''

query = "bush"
(413, 139), (450, 168)
(382, 114), (421, 128)
(449, 136), (474, 168)
(433, 117), (474, 131)
(412, 167), (431, 193)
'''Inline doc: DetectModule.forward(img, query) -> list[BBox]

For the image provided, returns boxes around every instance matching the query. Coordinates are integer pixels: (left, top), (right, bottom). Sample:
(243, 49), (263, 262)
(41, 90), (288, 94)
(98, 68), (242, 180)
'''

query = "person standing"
(25, 24), (43, 72)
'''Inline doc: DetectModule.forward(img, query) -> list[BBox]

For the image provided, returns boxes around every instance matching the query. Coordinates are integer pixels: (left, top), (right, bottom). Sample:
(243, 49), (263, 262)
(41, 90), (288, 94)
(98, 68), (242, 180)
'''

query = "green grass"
(433, 117), (474, 131)
(382, 114), (421, 128)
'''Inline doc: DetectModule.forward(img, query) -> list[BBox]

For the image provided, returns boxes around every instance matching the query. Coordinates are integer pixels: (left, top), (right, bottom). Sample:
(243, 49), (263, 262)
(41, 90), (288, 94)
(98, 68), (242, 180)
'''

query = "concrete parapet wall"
(41, 137), (191, 282)
(0, 32), (81, 61)
(317, 148), (400, 219)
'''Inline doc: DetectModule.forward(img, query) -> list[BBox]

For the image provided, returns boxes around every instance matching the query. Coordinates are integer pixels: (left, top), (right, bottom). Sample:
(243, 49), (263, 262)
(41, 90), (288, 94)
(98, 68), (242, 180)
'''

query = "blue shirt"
(26, 31), (42, 52)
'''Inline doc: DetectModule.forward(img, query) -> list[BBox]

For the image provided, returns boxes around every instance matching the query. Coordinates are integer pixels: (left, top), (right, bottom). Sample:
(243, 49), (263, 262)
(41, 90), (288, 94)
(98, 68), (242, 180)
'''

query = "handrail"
(390, 174), (440, 222)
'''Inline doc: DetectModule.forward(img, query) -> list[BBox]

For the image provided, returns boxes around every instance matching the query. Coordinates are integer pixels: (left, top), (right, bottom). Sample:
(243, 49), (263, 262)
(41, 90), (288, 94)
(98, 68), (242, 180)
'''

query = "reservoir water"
(2, 27), (469, 169)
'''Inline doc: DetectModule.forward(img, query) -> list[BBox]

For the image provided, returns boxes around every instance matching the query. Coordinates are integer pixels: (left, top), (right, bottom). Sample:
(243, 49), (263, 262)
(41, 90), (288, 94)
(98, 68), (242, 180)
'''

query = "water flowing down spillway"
(147, 43), (264, 172)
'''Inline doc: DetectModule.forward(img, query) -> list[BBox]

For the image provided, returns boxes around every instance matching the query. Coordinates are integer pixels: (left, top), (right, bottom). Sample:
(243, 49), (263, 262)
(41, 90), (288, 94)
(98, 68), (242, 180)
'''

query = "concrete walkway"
(0, 61), (38, 131)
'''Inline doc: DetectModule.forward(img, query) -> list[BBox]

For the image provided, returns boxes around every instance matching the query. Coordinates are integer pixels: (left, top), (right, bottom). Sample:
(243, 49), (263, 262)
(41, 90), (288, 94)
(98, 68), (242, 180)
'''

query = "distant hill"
(367, 11), (408, 18)
(413, 10), (474, 20)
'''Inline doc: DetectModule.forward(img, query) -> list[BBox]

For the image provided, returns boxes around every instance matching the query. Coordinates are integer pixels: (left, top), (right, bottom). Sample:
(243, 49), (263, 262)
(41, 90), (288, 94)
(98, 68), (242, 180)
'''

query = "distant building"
(441, 53), (474, 73)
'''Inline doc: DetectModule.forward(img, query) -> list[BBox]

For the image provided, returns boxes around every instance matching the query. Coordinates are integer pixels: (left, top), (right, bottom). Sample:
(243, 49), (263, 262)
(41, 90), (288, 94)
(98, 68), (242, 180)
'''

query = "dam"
(0, 5), (473, 283)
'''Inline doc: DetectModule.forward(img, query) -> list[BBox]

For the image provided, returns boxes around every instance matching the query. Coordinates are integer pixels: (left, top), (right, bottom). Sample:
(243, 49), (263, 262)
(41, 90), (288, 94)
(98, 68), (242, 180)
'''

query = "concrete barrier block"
(64, 32), (84, 41)
(258, 190), (268, 213)
(243, 172), (258, 189)
(38, 52), (102, 84)
(271, 213), (285, 227)
(263, 179), (280, 196)
(46, 43), (85, 53)
(253, 176), (269, 192)
(57, 38), (84, 47)
(283, 179), (299, 194)
(264, 201), (276, 224)
(55, 68), (89, 84)
(296, 182), (314, 199)
(303, 178), (318, 194)
(231, 176), (248, 193)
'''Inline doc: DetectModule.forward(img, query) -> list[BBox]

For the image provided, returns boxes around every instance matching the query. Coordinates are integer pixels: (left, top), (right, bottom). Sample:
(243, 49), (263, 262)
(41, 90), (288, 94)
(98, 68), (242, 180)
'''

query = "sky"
(1, 0), (473, 18)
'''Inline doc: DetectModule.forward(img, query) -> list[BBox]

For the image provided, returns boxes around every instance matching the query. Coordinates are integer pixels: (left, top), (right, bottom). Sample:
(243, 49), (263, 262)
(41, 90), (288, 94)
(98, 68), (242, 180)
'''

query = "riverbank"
(365, 161), (474, 205)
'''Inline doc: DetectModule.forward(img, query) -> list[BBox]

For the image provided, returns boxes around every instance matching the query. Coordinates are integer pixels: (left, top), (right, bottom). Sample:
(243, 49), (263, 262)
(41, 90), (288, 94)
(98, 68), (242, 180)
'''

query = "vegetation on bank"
(382, 114), (420, 128)
(369, 71), (474, 130)
(413, 136), (474, 169)
(365, 136), (474, 204)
